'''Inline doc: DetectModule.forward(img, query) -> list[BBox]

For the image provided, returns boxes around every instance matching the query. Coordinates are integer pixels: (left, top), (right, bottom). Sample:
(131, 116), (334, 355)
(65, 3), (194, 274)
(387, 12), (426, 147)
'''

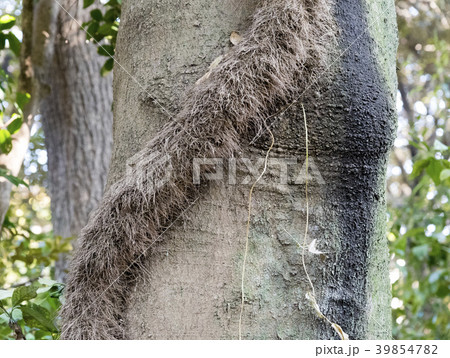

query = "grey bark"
(110, 0), (397, 339)
(33, 0), (113, 281)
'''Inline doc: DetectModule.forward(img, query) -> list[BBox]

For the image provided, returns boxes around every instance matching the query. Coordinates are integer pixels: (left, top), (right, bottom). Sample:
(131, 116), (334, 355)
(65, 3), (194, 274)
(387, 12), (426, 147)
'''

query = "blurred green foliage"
(0, 8), (30, 186)
(389, 0), (449, 340)
(0, 4), (71, 339)
(388, 140), (449, 339)
(0, 12), (28, 160)
(0, 171), (71, 339)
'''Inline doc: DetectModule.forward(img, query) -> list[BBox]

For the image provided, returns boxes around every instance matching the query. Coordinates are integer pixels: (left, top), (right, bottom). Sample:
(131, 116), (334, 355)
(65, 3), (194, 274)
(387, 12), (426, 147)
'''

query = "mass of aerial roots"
(60, 0), (337, 339)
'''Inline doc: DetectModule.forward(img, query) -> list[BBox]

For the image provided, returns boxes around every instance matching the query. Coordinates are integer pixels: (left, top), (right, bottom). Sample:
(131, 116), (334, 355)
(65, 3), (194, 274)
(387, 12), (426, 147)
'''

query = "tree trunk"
(33, 0), (113, 281)
(60, 0), (397, 339)
(108, 0), (398, 339)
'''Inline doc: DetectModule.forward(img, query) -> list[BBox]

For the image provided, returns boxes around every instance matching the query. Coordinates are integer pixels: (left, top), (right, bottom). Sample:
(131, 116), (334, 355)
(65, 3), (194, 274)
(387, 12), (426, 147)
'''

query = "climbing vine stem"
(239, 123), (275, 340)
(300, 103), (348, 340)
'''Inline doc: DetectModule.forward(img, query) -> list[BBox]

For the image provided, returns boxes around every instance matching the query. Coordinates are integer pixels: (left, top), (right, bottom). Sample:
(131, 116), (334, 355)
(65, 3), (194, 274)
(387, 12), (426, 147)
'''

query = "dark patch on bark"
(252, 0), (397, 340)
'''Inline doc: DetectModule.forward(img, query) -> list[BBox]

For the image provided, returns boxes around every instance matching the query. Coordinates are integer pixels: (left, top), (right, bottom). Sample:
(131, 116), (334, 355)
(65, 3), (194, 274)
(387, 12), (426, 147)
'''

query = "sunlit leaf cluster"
(82, 0), (121, 76)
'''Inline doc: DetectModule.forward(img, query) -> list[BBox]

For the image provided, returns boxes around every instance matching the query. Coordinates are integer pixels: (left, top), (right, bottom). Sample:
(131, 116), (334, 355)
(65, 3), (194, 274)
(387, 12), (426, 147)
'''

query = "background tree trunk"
(110, 0), (397, 339)
(33, 0), (113, 281)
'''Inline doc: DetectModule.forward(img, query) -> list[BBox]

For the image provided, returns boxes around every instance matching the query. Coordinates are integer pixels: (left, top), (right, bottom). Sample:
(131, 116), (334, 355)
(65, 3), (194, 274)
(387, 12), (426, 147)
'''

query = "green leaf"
(425, 158), (443, 185)
(92, 33), (105, 43)
(436, 284), (448, 298)
(7, 114), (22, 134)
(36, 279), (61, 295)
(433, 140), (448, 152)
(408, 140), (425, 151)
(0, 289), (13, 301)
(21, 304), (58, 333)
(6, 32), (21, 57)
(0, 33), (6, 49)
(11, 307), (22, 321)
(15, 92), (30, 111)
(97, 44), (114, 57)
(38, 278), (57, 286)
(410, 158), (430, 179)
(0, 168), (29, 187)
(107, 0), (122, 6)
(0, 129), (12, 154)
(100, 58), (114, 76)
(428, 269), (444, 284)
(412, 244), (429, 260)
(11, 286), (37, 307)
(98, 23), (117, 36)
(90, 9), (103, 22)
(103, 8), (120, 22)
(36, 286), (52, 295)
(86, 21), (99, 39)
(0, 14), (16, 31)
(34, 329), (54, 340)
(48, 284), (64, 299)
(440, 169), (450, 181)
(83, 0), (95, 9)
(403, 227), (425, 238)
(97, 23), (111, 36)
(0, 312), (8, 322)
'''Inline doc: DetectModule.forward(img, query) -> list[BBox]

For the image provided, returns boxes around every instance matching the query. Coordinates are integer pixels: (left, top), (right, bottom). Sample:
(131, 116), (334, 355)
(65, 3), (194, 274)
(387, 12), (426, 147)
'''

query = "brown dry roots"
(60, 0), (336, 339)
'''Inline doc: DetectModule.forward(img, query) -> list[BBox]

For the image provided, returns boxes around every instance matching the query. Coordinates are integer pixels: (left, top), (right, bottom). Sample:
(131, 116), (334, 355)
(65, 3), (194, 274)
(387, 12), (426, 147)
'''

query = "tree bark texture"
(33, 0), (113, 281)
(110, 0), (398, 339)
